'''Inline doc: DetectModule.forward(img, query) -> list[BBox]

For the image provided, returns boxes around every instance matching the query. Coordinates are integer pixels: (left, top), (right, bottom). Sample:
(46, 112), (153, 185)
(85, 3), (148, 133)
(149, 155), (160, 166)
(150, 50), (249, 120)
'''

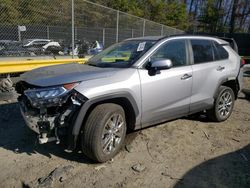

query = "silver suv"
(16, 35), (243, 162)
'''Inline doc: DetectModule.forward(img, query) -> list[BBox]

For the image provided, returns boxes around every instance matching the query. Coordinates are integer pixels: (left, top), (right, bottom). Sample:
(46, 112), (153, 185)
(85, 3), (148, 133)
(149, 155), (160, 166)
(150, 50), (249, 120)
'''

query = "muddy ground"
(0, 77), (249, 188)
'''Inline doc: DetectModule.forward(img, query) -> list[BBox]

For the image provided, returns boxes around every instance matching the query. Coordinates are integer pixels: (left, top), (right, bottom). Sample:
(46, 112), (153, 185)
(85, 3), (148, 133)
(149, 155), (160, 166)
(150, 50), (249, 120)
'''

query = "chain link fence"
(0, 0), (184, 58)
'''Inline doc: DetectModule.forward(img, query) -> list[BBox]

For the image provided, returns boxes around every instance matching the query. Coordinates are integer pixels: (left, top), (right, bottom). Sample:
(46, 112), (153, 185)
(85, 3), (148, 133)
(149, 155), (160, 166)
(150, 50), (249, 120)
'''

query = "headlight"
(24, 82), (79, 108)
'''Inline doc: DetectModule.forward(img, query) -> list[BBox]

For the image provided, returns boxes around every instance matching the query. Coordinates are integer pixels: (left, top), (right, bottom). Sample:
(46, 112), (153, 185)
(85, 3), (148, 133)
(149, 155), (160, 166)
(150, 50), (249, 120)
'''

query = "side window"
(191, 39), (213, 64)
(213, 41), (229, 60)
(150, 40), (187, 67)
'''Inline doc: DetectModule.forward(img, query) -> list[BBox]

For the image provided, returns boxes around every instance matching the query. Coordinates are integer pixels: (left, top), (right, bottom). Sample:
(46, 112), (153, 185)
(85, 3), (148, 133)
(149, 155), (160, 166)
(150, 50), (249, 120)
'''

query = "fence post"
(161, 25), (164, 36)
(102, 28), (105, 47)
(131, 29), (134, 38)
(75, 27), (77, 40)
(17, 26), (21, 41)
(116, 10), (119, 43)
(71, 0), (75, 58)
(142, 19), (146, 37)
(47, 26), (50, 39)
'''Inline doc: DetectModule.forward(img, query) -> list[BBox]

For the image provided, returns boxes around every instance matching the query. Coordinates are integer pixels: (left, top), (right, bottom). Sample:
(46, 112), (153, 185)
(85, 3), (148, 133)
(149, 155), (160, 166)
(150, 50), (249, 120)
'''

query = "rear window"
(213, 41), (229, 60)
(191, 39), (213, 64)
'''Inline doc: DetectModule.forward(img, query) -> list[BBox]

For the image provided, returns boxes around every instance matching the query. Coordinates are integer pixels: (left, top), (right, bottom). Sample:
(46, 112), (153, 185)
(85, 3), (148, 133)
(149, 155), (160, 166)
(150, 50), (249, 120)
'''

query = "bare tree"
(229, 0), (239, 34)
(214, 0), (223, 32)
(238, 0), (250, 32)
(189, 0), (194, 14)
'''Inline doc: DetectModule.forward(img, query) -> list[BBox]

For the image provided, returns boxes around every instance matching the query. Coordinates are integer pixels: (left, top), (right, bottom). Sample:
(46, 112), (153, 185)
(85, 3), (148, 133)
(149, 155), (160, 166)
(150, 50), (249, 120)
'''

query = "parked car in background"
(22, 39), (64, 55)
(22, 39), (50, 55)
(42, 41), (63, 55)
(16, 35), (243, 162)
(0, 40), (15, 50)
(0, 41), (33, 56)
(23, 39), (51, 48)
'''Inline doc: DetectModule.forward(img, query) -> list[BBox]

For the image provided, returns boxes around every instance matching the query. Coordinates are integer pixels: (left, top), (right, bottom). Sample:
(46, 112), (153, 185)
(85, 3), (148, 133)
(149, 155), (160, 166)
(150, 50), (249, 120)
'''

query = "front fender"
(66, 92), (140, 151)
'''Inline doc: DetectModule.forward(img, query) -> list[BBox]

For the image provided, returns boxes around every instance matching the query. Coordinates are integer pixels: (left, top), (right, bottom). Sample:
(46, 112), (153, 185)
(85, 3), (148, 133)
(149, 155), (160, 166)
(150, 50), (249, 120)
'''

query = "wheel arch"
(214, 78), (239, 100)
(67, 92), (139, 151)
(221, 80), (239, 100)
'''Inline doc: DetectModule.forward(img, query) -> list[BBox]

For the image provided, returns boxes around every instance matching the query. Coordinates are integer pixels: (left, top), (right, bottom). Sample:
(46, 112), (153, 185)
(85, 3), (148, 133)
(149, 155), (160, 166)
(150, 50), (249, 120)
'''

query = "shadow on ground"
(0, 102), (94, 163)
(174, 144), (250, 188)
(0, 102), (138, 164)
(180, 94), (250, 188)
(242, 89), (250, 101)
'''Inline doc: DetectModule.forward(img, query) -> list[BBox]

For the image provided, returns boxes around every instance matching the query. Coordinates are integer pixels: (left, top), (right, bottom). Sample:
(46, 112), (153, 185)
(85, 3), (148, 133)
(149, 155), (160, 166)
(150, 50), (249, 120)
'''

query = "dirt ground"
(0, 78), (249, 188)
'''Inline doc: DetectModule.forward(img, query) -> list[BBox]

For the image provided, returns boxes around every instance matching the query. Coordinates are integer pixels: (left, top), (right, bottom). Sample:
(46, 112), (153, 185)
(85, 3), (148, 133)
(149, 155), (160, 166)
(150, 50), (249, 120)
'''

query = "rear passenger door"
(189, 39), (230, 113)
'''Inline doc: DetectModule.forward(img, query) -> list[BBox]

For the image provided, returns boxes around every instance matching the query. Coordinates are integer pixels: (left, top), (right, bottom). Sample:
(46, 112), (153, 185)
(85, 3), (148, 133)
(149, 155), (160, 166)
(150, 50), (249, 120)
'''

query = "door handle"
(181, 74), (192, 80)
(217, 66), (225, 71)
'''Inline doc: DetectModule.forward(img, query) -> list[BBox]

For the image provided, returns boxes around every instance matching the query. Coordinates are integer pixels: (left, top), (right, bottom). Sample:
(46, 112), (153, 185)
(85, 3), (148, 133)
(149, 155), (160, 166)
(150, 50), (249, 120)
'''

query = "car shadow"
(186, 91), (250, 123)
(241, 89), (250, 101)
(174, 144), (250, 188)
(184, 113), (211, 123)
(0, 102), (94, 164)
(0, 102), (138, 164)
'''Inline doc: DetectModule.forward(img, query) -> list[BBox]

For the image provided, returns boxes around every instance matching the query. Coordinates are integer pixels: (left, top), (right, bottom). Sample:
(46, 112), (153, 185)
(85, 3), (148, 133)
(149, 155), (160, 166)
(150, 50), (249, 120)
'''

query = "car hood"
(20, 63), (119, 87)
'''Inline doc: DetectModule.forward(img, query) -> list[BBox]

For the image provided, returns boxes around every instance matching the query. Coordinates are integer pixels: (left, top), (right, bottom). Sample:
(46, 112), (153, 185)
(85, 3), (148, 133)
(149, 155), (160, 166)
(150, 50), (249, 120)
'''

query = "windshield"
(87, 40), (156, 68)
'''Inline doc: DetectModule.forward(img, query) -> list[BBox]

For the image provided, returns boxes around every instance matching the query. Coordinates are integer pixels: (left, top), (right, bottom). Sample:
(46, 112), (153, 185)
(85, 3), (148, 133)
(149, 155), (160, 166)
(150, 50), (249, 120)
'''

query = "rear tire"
(207, 86), (235, 122)
(81, 103), (126, 162)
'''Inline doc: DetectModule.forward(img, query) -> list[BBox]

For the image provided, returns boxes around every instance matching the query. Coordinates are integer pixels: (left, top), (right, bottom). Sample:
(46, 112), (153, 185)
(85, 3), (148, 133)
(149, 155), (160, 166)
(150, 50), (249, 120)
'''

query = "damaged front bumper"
(20, 103), (44, 134)
(17, 84), (87, 145)
(20, 102), (58, 143)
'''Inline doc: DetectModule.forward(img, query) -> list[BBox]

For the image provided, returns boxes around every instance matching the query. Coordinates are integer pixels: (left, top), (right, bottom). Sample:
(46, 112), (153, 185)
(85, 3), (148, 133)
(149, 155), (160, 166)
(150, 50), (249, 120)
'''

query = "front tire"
(81, 103), (126, 162)
(207, 86), (235, 122)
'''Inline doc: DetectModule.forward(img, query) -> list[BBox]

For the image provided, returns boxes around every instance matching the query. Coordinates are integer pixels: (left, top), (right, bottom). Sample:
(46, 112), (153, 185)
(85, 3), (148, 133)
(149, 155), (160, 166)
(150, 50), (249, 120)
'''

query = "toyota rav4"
(16, 35), (243, 162)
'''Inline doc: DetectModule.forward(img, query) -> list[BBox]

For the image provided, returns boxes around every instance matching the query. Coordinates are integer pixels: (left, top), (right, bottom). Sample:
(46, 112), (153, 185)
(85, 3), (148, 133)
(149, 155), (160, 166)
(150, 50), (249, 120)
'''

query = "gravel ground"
(0, 78), (249, 188)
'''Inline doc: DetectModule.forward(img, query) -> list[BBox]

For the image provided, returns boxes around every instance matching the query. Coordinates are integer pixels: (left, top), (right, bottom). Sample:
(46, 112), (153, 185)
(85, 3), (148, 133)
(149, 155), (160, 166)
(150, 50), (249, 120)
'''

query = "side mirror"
(150, 59), (173, 70)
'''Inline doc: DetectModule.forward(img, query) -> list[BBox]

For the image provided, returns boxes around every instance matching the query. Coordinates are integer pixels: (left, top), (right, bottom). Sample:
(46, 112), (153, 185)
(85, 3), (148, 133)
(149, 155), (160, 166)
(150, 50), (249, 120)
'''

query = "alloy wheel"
(217, 91), (233, 118)
(101, 113), (125, 154)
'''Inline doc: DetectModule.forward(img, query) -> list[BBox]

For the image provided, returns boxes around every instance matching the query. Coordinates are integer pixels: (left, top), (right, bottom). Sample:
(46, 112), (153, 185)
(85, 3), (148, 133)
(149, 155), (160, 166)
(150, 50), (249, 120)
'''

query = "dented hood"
(20, 63), (118, 87)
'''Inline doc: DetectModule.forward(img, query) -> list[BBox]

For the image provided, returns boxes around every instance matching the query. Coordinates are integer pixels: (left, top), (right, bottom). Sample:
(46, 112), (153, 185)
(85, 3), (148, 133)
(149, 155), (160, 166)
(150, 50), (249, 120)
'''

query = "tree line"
(93, 0), (250, 33)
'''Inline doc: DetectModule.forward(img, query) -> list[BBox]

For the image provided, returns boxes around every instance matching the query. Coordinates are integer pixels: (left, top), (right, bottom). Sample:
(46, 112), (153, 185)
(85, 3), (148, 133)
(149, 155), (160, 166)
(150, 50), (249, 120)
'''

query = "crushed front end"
(16, 81), (86, 144)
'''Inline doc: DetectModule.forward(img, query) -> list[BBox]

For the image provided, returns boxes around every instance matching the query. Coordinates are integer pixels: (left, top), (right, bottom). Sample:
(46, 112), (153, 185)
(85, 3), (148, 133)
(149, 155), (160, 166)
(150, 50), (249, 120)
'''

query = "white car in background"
(23, 39), (62, 55)
(23, 39), (51, 48)
(42, 41), (61, 50)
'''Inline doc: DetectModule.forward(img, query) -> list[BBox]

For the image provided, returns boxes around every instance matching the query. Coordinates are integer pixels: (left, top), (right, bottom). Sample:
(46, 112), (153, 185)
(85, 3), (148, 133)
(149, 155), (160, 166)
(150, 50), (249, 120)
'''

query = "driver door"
(138, 39), (193, 127)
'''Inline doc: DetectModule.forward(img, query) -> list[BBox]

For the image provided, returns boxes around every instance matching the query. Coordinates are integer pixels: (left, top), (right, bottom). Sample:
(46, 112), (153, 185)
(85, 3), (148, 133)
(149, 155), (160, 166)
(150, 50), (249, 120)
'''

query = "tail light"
(241, 58), (246, 67)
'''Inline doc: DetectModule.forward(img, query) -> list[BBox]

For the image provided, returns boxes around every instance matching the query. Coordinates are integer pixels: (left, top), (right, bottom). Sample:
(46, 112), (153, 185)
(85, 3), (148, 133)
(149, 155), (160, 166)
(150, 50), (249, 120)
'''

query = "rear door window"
(191, 39), (214, 64)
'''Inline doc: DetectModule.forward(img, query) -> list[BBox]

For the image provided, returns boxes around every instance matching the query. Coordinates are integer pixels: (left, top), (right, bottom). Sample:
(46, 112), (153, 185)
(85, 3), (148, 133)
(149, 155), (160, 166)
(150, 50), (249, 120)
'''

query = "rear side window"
(213, 41), (229, 60)
(191, 40), (213, 64)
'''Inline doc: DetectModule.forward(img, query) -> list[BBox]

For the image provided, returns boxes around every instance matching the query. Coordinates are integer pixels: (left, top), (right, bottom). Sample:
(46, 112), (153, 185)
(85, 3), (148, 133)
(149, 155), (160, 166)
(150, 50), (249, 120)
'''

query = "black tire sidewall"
(95, 106), (126, 162)
(82, 104), (127, 162)
(214, 87), (235, 122)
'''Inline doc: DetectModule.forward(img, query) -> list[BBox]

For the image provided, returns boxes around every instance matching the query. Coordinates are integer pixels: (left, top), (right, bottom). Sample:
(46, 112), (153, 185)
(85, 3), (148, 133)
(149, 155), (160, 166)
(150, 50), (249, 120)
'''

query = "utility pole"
(71, 0), (75, 58)
(116, 10), (119, 43)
